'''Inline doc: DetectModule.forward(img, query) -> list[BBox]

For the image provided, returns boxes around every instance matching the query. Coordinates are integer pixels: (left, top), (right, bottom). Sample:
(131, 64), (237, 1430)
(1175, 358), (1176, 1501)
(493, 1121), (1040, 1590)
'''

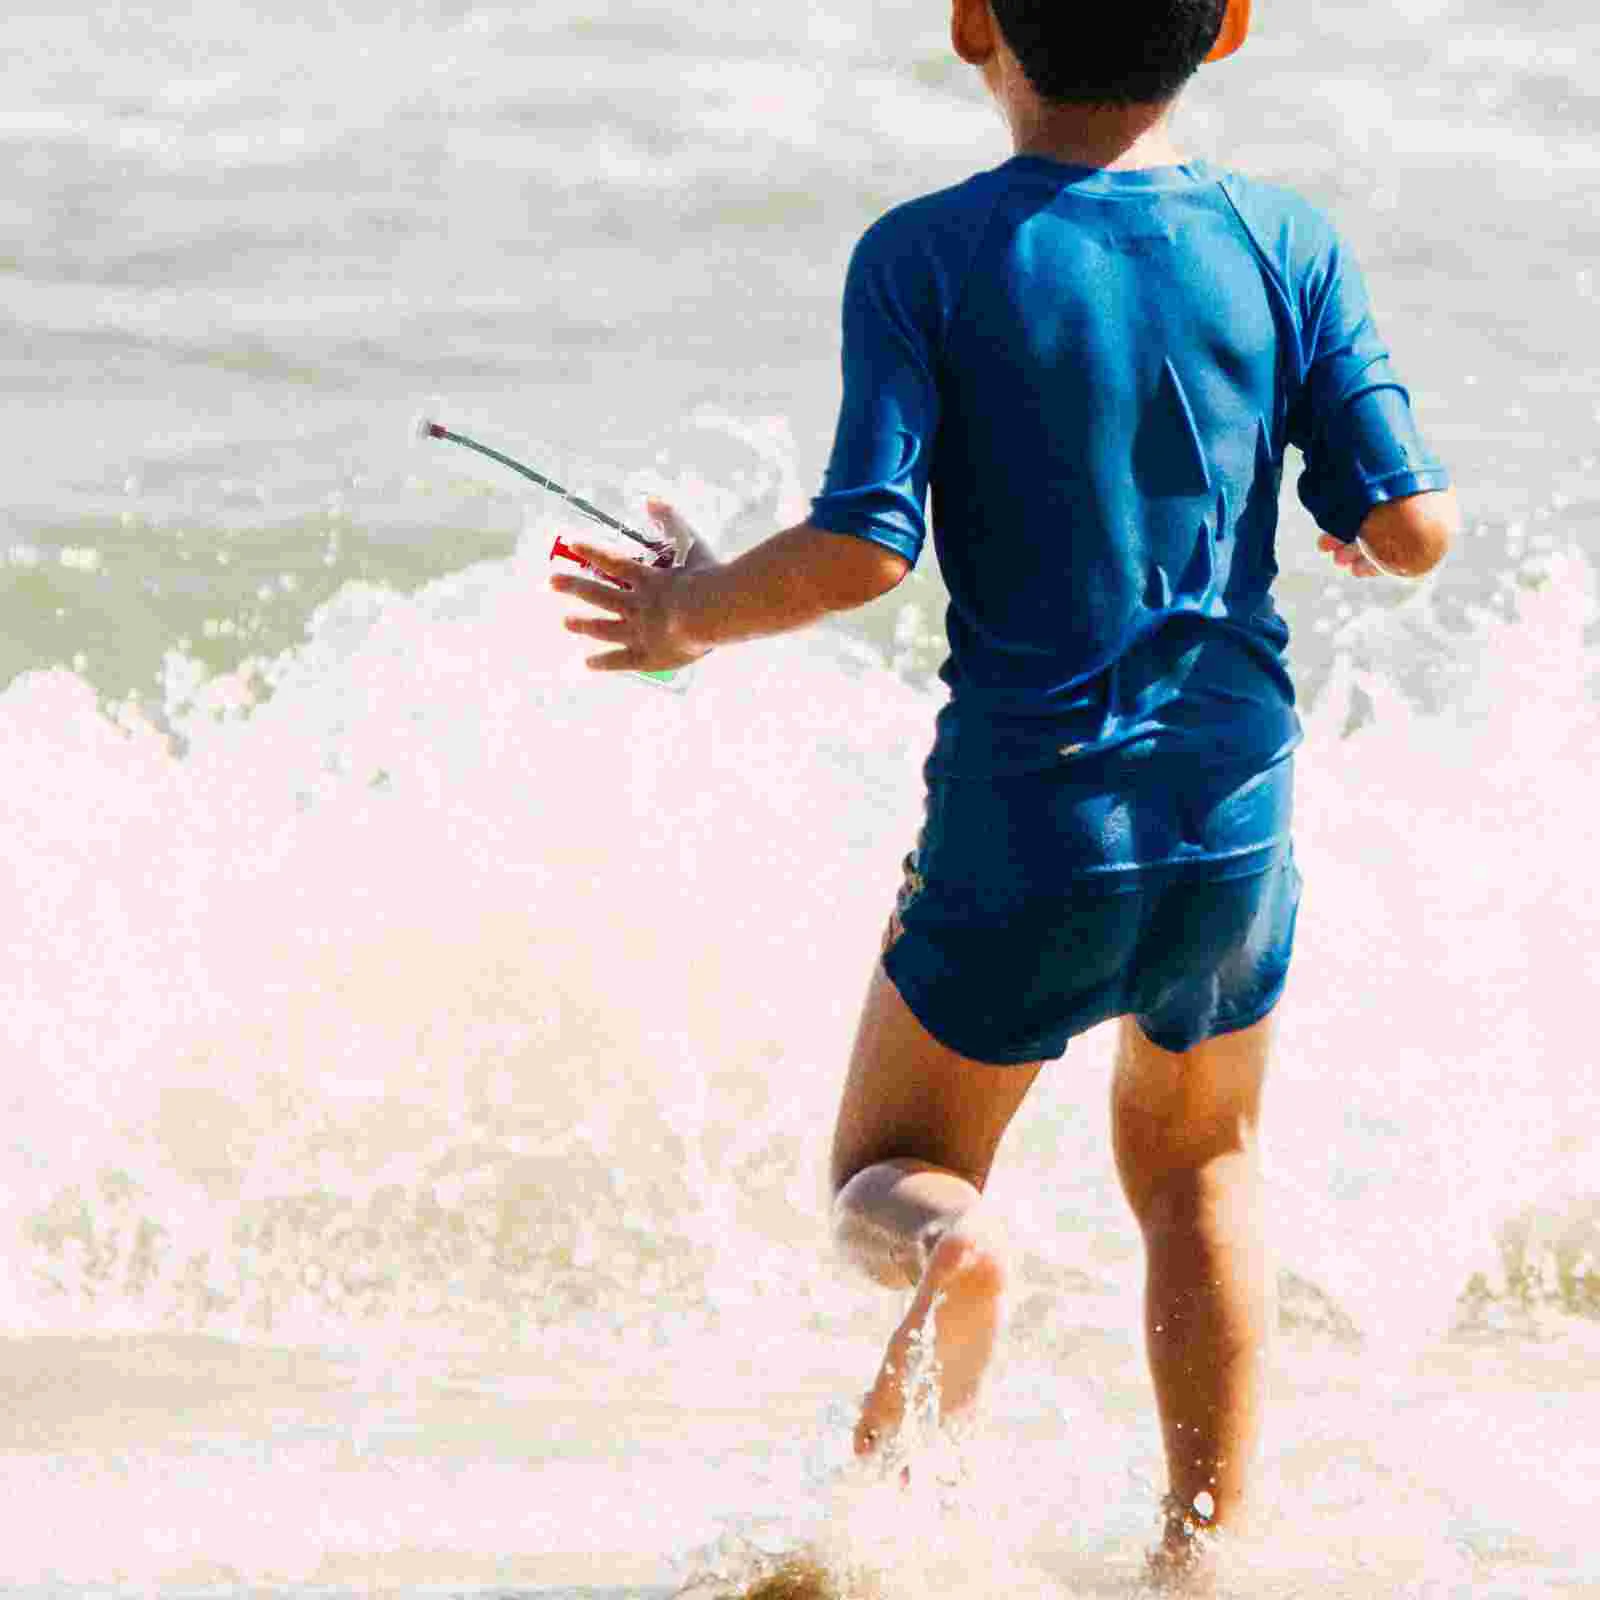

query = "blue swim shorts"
(880, 758), (1302, 1064)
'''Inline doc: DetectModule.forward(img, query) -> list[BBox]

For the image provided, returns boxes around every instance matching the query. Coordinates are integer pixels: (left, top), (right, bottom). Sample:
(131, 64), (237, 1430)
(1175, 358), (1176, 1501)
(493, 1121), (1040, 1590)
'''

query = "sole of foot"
(852, 1227), (1007, 1459)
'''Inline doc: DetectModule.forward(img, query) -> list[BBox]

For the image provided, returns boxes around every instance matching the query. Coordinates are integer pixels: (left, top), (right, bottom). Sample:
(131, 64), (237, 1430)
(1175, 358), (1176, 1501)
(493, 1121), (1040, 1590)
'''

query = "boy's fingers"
(563, 615), (629, 641)
(1319, 535), (1361, 561)
(567, 539), (641, 584)
(584, 648), (636, 672)
(1319, 537), (1378, 575)
(550, 573), (632, 614)
(1331, 540), (1378, 576)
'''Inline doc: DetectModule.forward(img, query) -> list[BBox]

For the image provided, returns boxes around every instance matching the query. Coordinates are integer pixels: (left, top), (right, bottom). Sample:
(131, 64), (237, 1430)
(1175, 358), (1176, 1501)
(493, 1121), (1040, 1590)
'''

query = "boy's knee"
(830, 1166), (921, 1289)
(829, 1162), (1009, 1290)
(1130, 1150), (1256, 1240)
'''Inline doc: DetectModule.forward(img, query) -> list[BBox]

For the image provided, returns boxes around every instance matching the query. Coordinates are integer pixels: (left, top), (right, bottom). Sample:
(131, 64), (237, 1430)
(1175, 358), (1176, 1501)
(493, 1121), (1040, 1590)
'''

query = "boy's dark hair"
(988, 0), (1229, 106)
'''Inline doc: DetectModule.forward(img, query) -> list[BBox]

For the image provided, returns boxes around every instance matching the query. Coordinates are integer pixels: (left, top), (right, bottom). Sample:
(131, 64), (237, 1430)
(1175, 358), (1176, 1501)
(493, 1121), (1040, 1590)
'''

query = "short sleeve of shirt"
(1287, 232), (1451, 541)
(808, 212), (943, 566)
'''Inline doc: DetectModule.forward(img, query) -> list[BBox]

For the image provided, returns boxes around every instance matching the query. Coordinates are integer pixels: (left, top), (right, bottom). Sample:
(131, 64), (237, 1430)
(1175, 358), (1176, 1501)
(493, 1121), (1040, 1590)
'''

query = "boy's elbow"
(860, 545), (913, 599)
(805, 526), (912, 607)
(1358, 487), (1459, 577)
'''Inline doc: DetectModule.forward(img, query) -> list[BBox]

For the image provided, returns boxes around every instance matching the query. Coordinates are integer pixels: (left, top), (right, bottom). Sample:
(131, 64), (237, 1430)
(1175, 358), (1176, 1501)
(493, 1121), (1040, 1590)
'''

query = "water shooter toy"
(414, 415), (696, 691)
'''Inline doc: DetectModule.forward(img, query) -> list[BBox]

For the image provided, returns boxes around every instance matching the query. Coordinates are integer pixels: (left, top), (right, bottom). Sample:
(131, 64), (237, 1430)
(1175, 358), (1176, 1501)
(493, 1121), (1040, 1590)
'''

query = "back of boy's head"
(988, 0), (1229, 106)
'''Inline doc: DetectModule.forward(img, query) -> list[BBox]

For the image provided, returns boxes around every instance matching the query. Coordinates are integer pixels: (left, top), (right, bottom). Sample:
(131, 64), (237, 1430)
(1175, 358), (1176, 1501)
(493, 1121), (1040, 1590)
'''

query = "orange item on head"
(1205, 0), (1251, 62)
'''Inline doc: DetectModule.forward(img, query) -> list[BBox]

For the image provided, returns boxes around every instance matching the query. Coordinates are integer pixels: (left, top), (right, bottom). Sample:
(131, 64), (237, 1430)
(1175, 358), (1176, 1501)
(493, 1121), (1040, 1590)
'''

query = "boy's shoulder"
(1214, 166), (1340, 227)
(1207, 166), (1349, 280)
(853, 167), (1012, 261)
(843, 168), (1017, 322)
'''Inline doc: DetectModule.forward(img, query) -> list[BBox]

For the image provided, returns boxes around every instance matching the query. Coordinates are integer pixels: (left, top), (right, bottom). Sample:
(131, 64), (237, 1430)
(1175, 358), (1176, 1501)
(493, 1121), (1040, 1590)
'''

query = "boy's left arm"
(550, 519), (909, 674)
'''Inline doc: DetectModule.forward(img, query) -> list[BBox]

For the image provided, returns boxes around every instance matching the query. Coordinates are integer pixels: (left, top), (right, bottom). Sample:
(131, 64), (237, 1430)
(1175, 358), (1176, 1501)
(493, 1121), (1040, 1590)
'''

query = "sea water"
(2, 0), (1598, 1593)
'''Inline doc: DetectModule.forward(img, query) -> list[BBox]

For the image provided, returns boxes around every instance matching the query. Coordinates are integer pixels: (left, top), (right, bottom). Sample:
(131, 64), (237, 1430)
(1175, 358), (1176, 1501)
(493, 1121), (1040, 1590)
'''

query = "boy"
(552, 0), (1458, 1582)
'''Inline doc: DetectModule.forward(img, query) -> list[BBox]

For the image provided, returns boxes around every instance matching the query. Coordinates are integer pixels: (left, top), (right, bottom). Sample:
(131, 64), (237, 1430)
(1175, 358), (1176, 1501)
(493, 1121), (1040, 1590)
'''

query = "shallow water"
(3, 0), (1599, 1593)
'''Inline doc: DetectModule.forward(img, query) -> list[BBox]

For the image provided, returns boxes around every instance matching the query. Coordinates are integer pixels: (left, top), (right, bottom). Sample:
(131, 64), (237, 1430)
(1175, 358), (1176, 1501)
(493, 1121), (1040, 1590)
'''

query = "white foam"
(1, 516), (1596, 1584)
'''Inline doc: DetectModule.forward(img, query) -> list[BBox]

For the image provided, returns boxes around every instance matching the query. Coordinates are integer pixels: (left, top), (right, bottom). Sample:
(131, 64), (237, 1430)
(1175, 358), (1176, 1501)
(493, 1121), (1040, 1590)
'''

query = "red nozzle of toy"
(551, 536), (631, 588)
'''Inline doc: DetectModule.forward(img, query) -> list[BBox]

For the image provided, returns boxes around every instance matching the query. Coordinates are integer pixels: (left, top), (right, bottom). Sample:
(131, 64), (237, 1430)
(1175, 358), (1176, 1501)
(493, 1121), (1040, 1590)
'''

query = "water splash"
(2, 521), (1598, 1588)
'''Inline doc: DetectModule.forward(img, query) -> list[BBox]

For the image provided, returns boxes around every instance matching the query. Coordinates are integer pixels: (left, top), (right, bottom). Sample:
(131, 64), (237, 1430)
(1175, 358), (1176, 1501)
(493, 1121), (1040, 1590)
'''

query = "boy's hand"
(1317, 533), (1383, 578)
(550, 499), (718, 674)
(552, 510), (905, 670)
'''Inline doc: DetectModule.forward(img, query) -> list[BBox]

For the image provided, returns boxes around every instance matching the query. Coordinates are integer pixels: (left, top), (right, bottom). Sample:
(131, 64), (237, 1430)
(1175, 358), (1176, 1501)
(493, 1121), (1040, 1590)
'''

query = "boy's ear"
(1204, 0), (1251, 62)
(950, 0), (997, 67)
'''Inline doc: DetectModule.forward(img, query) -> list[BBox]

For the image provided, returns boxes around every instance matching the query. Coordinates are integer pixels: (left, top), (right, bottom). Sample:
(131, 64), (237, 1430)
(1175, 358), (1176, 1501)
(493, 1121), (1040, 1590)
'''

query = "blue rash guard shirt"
(809, 158), (1450, 841)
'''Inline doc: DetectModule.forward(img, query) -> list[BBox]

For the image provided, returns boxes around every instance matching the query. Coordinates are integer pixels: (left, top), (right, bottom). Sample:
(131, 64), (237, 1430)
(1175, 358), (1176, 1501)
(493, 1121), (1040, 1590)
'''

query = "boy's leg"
(1110, 1013), (1274, 1561)
(830, 963), (1042, 1455)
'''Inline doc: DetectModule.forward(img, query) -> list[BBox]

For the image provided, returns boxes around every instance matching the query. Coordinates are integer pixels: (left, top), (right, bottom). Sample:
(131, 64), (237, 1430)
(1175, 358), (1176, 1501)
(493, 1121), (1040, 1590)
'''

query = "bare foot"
(852, 1227), (1007, 1459)
(1144, 1543), (1218, 1598)
(1144, 1495), (1220, 1597)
